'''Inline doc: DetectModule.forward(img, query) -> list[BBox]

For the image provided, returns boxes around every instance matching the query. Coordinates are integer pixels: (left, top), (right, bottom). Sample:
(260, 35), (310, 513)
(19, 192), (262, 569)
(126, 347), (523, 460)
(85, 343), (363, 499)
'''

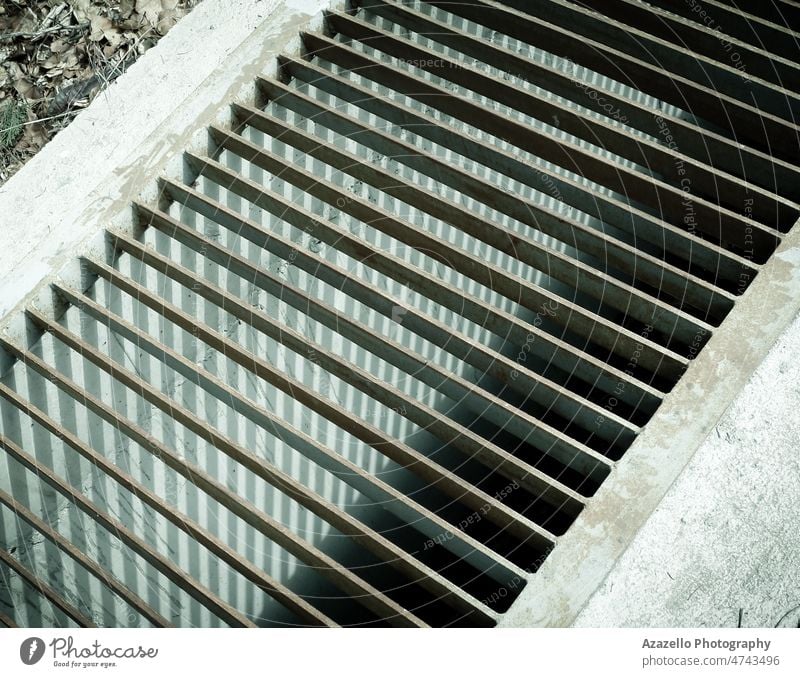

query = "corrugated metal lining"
(0, 0), (797, 627)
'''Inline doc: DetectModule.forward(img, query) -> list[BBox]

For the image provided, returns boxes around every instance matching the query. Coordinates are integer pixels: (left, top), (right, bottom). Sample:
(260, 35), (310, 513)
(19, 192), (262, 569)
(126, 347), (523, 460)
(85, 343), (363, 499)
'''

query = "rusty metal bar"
(0, 334), (425, 627)
(710, 0), (800, 26)
(94, 246), (592, 514)
(135, 203), (636, 452)
(29, 309), (486, 625)
(163, 168), (665, 414)
(0, 608), (17, 628)
(531, 0), (800, 121)
(301, 29), (781, 262)
(279, 55), (753, 302)
(416, 1), (799, 159)
(0, 382), (335, 627)
(420, 0), (800, 205)
(146, 188), (643, 435)
(169, 163), (670, 404)
(648, 0), (800, 61)
(201, 133), (691, 383)
(106, 218), (599, 496)
(238, 88), (720, 343)
(571, 0), (800, 93)
(131, 203), (633, 454)
(352, 0), (798, 227)
(207, 129), (689, 376)
(0, 487), (171, 628)
(2, 0), (790, 630)
(130, 212), (607, 489)
(84, 254), (554, 549)
(0, 432), (255, 628)
(52, 279), (538, 583)
(323, 10), (792, 238)
(0, 543), (95, 627)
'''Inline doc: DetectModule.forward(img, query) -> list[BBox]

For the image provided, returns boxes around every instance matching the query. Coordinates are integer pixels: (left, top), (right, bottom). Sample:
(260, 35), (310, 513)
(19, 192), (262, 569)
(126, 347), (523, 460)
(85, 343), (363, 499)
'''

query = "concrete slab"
(501, 219), (800, 628)
(574, 305), (800, 628)
(0, 0), (328, 323)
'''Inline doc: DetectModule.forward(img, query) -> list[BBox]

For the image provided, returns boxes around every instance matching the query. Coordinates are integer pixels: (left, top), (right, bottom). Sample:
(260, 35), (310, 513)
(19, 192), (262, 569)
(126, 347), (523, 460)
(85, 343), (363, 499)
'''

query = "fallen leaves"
(0, 0), (200, 185)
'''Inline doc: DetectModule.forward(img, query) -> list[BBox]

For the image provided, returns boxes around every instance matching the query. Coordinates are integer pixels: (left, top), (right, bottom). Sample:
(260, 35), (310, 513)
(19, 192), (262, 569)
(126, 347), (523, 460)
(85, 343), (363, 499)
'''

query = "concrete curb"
(0, 0), (327, 330)
(502, 217), (800, 627)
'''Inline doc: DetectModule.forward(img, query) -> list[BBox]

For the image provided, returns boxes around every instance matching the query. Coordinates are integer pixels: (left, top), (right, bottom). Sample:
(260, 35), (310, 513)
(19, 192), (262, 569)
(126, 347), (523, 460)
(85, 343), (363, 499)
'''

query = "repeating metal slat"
(28, 307), (468, 618)
(138, 194), (638, 439)
(216, 143), (685, 386)
(53, 278), (536, 583)
(167, 166), (668, 410)
(0, 429), (256, 629)
(713, 0), (800, 26)
(112, 247), (592, 516)
(172, 174), (662, 423)
(393, 11), (800, 219)
(140, 199), (636, 453)
(203, 143), (692, 390)
(453, 0), (800, 158)
(0, 382), (335, 627)
(143, 186), (640, 445)
(30, 309), (487, 626)
(3, 0), (790, 631)
(206, 144), (690, 390)
(0, 335), (425, 628)
(137, 200), (633, 456)
(0, 487), (171, 628)
(84, 253), (554, 551)
(302, 30), (781, 263)
(353, 0), (798, 227)
(573, 0), (800, 93)
(650, 0), (800, 63)
(237, 89), (718, 344)
(535, 0), (800, 122)
(402, 3), (800, 210)
(323, 13), (788, 251)
(205, 129), (692, 381)
(0, 541), (95, 627)
(52, 294), (500, 624)
(279, 56), (752, 303)
(0, 608), (17, 628)
(105, 224), (594, 507)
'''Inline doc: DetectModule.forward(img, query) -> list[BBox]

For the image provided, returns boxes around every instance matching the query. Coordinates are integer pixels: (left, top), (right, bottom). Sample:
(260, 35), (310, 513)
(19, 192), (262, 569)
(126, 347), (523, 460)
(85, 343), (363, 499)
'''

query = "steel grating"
(0, 0), (798, 627)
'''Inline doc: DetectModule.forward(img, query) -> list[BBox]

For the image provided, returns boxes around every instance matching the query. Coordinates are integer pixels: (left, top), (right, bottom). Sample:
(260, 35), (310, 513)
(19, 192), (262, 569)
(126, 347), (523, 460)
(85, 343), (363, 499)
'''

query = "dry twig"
(0, 22), (89, 45)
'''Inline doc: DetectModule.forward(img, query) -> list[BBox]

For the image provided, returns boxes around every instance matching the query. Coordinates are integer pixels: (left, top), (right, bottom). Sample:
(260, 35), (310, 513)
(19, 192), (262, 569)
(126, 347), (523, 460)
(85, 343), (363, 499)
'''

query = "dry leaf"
(70, 0), (94, 23)
(135, 0), (163, 28)
(2, 0), (199, 186)
(120, 0), (137, 16)
(13, 78), (38, 100)
(88, 13), (107, 37)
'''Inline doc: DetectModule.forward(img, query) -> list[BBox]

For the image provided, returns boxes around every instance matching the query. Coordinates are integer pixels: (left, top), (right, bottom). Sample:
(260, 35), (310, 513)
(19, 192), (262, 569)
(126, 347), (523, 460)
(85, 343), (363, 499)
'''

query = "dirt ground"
(0, 0), (200, 186)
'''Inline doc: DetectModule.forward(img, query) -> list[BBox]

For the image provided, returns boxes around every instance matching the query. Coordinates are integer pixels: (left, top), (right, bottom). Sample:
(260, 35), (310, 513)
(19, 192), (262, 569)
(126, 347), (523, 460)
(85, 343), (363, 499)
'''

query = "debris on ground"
(0, 0), (200, 186)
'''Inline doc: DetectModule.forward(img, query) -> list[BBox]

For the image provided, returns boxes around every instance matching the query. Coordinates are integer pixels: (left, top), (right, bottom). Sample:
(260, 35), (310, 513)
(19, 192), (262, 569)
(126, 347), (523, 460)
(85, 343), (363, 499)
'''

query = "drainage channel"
(0, 0), (797, 627)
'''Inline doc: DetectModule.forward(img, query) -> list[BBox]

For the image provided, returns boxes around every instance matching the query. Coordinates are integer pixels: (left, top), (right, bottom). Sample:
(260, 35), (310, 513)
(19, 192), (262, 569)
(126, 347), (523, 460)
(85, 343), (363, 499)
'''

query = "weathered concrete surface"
(501, 220), (800, 628)
(0, 0), (327, 323)
(574, 306), (800, 628)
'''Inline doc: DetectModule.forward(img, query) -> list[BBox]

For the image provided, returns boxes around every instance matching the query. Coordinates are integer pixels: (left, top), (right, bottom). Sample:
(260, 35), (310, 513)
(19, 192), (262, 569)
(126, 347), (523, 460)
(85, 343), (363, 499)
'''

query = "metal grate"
(0, 0), (797, 627)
